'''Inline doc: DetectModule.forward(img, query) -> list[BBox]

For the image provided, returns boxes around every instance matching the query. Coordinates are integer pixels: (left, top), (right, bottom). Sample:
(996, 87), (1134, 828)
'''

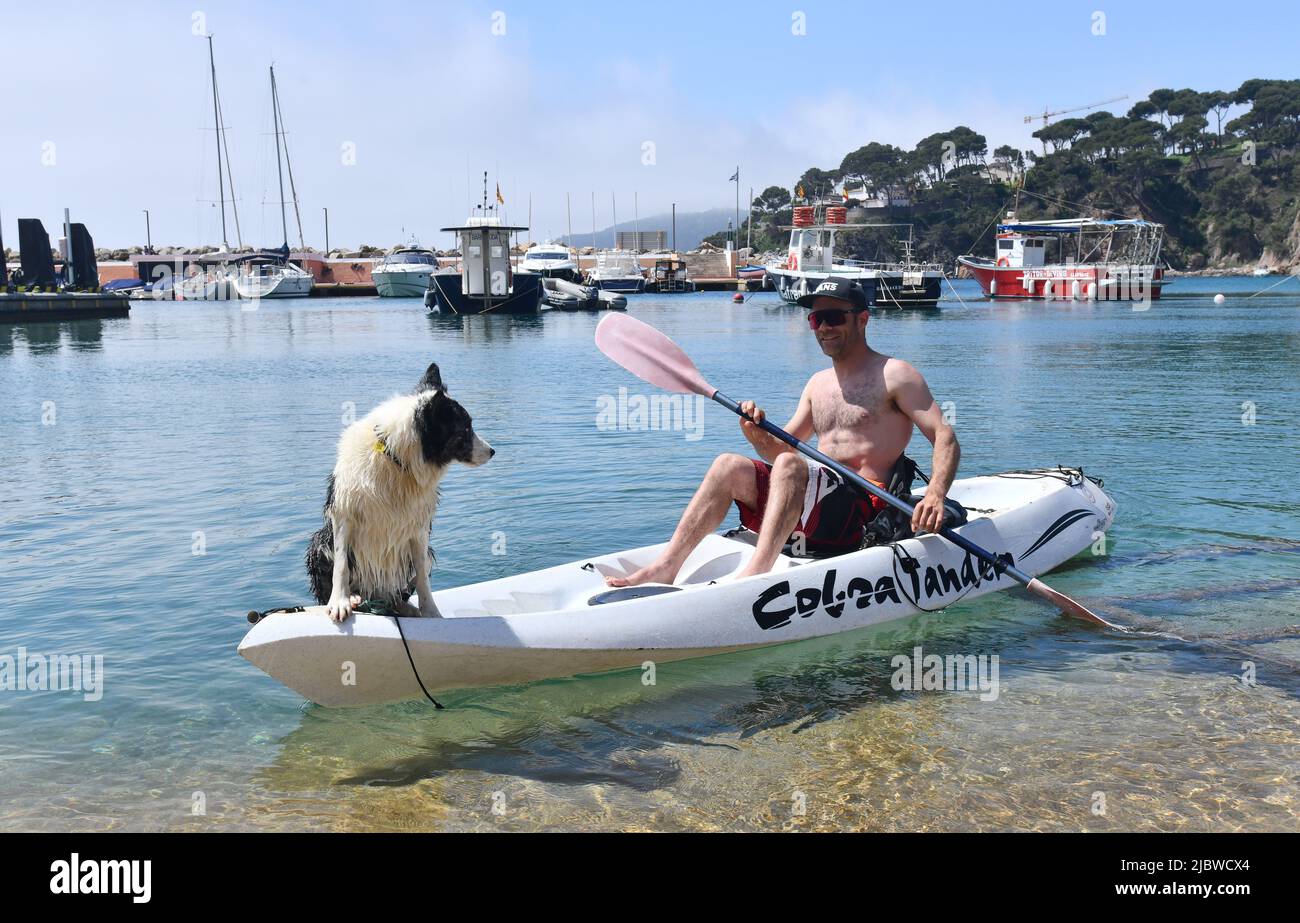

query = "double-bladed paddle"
(594, 312), (1122, 631)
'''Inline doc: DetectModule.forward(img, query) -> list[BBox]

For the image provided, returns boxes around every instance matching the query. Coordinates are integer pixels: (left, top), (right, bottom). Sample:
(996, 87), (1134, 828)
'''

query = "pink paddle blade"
(594, 313), (715, 397)
(1025, 578), (1127, 631)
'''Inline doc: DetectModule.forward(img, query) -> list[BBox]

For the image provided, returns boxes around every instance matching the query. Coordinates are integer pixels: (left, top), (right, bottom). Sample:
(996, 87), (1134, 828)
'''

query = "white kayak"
(239, 468), (1115, 706)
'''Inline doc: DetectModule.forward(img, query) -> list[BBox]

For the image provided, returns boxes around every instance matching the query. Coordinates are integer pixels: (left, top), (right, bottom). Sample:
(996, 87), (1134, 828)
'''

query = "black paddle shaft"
(712, 391), (1032, 585)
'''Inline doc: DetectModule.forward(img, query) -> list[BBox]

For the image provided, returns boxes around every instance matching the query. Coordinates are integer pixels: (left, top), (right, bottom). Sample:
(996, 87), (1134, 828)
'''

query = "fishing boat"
(372, 247), (440, 297)
(644, 257), (695, 293)
(586, 249), (646, 293)
(956, 215), (1167, 301)
(239, 467), (1113, 706)
(764, 204), (940, 307)
(424, 174), (543, 315)
(519, 242), (581, 281)
(232, 65), (313, 300)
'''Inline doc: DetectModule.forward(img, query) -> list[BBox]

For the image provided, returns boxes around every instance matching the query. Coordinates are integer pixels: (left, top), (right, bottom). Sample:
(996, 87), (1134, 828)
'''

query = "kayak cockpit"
(433, 533), (791, 618)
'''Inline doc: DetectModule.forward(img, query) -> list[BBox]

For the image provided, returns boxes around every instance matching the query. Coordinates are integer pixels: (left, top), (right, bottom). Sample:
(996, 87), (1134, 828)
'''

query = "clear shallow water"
(1, 277), (1297, 831)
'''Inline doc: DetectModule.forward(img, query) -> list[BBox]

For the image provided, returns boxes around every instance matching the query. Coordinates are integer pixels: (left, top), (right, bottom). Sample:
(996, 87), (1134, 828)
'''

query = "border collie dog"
(306, 362), (493, 622)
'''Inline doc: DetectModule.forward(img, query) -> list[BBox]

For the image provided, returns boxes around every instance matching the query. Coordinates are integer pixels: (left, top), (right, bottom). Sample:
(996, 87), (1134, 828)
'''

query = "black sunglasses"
(807, 307), (864, 330)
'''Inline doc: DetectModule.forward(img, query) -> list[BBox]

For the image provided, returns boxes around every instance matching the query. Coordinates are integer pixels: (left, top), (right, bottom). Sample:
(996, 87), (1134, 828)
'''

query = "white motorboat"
(586, 250), (645, 293)
(520, 242), (580, 281)
(372, 247), (440, 297)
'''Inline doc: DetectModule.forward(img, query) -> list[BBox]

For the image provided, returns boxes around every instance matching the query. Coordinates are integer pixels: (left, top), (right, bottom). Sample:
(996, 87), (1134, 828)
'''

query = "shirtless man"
(608, 276), (960, 587)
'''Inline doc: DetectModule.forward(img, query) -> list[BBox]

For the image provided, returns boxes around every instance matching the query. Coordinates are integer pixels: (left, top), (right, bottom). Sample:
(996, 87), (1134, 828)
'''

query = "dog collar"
(372, 431), (406, 471)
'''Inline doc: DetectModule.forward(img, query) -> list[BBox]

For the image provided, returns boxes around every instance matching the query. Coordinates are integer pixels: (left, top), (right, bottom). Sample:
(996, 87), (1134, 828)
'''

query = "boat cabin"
(993, 233), (1050, 269)
(651, 258), (692, 293)
(383, 248), (439, 267)
(441, 216), (527, 299)
(785, 227), (841, 273)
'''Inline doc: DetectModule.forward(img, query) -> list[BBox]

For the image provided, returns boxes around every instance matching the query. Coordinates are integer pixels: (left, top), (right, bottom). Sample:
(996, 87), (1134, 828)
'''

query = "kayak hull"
(239, 469), (1115, 706)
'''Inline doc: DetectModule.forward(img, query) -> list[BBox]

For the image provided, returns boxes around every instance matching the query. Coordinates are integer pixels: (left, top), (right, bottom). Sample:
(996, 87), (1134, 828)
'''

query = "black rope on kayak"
(890, 542), (983, 614)
(390, 611), (444, 710)
(246, 601), (443, 709)
(993, 466), (1097, 488)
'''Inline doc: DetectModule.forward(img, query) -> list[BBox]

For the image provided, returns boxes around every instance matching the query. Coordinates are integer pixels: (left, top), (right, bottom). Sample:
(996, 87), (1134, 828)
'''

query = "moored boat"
(372, 247), (439, 297)
(424, 181), (542, 315)
(231, 253), (314, 299)
(239, 467), (1114, 706)
(644, 256), (695, 293)
(232, 65), (314, 300)
(586, 249), (646, 293)
(764, 204), (938, 307)
(520, 242), (581, 282)
(540, 276), (627, 311)
(957, 216), (1167, 301)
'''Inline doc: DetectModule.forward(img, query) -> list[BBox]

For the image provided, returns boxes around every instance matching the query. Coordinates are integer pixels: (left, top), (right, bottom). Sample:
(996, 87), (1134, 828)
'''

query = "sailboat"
(179, 35), (240, 301)
(233, 64), (314, 299)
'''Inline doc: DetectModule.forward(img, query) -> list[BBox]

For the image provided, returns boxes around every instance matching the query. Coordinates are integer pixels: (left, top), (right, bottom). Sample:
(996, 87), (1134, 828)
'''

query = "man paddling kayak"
(607, 277), (960, 586)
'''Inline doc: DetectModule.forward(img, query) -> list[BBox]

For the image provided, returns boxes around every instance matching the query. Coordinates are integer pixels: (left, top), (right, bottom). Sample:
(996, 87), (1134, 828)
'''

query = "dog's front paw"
(391, 597), (420, 618)
(326, 594), (354, 623)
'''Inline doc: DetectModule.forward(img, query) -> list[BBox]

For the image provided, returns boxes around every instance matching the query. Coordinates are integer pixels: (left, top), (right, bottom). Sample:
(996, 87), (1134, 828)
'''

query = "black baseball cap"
(795, 277), (870, 312)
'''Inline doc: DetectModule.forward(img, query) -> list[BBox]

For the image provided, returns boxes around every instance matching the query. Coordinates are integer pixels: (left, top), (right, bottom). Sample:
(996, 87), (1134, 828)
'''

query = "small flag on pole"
(496, 183), (505, 205)
(796, 184), (804, 198)
(728, 169), (739, 182)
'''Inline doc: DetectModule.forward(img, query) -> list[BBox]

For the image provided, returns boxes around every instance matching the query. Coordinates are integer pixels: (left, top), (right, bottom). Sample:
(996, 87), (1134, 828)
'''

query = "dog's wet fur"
(305, 362), (493, 621)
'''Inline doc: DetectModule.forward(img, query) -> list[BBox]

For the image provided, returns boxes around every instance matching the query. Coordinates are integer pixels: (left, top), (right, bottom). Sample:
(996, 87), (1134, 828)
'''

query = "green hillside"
(712, 79), (1300, 271)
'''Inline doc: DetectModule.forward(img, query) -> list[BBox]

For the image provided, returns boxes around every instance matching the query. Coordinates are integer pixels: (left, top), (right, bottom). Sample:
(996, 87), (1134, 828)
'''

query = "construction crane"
(1024, 95), (1129, 128)
(1024, 95), (1128, 153)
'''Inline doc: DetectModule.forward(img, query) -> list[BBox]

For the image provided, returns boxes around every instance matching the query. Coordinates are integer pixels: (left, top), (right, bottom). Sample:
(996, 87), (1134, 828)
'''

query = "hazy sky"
(3, 0), (1295, 250)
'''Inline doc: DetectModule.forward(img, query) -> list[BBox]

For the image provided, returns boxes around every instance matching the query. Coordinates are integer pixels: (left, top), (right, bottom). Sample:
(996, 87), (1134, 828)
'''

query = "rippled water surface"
(1, 277), (1297, 831)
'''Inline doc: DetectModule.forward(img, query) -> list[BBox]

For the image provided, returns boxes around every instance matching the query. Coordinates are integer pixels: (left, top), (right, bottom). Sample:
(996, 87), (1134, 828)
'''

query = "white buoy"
(1214, 293), (1226, 304)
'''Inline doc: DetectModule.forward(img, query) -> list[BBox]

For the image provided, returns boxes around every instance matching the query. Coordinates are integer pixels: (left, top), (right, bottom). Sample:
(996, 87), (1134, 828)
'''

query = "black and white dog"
(306, 362), (493, 622)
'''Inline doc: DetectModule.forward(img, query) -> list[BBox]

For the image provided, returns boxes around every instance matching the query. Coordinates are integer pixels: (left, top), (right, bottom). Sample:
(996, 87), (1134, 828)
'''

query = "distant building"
(616, 230), (666, 251)
(837, 183), (912, 209)
(981, 162), (1020, 184)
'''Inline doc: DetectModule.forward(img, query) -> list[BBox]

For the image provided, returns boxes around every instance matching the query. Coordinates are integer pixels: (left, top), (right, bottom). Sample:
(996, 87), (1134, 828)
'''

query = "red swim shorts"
(735, 456), (889, 554)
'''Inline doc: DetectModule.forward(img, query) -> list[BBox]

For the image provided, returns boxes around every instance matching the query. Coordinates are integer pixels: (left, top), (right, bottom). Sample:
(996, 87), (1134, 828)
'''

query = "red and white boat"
(957, 216), (1167, 301)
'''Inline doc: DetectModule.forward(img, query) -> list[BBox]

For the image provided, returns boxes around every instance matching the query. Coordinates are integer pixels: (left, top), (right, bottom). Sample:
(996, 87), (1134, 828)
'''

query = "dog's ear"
(416, 362), (444, 394)
(415, 388), (463, 465)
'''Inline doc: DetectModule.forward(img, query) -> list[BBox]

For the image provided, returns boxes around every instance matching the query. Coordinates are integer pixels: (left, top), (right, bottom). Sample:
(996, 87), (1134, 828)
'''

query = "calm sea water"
(1, 277), (1297, 832)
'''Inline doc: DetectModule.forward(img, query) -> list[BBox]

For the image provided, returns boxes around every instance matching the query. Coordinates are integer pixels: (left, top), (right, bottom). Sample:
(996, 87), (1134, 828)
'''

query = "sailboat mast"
(270, 66), (288, 249)
(272, 69), (305, 250)
(208, 35), (228, 249)
(611, 192), (617, 250)
(634, 192), (639, 250)
(216, 82), (242, 248)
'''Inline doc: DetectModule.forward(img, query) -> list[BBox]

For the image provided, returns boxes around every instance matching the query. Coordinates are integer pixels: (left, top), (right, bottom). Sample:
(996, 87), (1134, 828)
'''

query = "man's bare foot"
(731, 561), (776, 580)
(605, 558), (679, 588)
